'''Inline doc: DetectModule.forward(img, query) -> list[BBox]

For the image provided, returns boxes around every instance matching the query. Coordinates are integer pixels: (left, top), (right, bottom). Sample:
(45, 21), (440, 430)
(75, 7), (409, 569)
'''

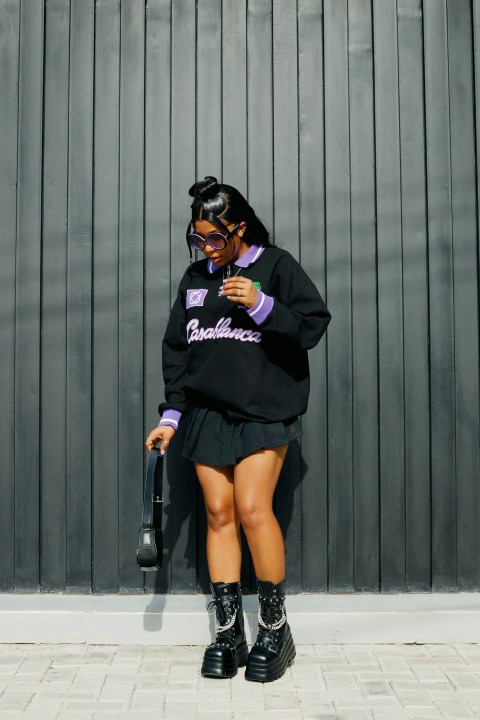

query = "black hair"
(187, 176), (274, 248)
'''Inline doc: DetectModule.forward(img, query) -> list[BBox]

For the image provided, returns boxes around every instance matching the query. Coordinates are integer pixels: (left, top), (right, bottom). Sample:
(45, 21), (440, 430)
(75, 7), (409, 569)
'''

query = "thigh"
(195, 462), (236, 516)
(233, 446), (288, 511)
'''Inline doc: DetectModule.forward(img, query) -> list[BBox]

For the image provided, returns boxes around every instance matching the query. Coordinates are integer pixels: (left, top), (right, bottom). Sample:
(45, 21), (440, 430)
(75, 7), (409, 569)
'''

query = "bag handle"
(136, 447), (164, 571)
(142, 447), (163, 527)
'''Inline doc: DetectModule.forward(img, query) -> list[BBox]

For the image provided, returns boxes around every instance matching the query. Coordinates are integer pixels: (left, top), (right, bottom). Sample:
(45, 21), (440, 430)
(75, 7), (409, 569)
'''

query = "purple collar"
(207, 244), (265, 274)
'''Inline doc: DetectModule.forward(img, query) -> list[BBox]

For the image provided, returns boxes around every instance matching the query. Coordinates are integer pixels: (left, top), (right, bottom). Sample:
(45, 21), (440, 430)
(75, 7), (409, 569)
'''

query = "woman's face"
(193, 220), (247, 266)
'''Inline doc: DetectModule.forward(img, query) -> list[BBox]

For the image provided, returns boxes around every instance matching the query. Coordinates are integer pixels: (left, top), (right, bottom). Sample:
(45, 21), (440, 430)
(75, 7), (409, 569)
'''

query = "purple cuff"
(158, 409), (182, 429)
(246, 291), (274, 325)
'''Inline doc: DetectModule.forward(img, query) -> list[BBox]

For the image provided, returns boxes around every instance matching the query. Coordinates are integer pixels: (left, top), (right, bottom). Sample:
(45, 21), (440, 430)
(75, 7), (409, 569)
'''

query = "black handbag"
(136, 447), (164, 571)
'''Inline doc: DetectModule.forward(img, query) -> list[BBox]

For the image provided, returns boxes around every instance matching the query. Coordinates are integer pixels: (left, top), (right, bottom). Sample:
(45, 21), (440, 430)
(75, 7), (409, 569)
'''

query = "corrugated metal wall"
(1, 0), (479, 594)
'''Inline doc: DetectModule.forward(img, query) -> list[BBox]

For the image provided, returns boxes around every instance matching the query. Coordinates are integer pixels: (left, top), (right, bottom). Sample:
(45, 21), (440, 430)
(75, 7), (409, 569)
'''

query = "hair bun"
(188, 176), (220, 201)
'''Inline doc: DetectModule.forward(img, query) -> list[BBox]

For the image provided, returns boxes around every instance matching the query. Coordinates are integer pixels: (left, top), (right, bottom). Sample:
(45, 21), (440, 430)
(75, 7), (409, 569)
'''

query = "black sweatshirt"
(158, 245), (331, 424)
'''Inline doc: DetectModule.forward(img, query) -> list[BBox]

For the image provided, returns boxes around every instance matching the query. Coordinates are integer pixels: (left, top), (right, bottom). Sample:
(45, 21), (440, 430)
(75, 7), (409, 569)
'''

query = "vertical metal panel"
(222, 0), (248, 191)
(373, 0), (406, 592)
(448, 0), (480, 589)
(41, 0), (70, 591)
(247, 0), (274, 233)
(0, 0), (20, 591)
(195, 1), (223, 590)
(397, 0), (431, 591)
(324, 0), (354, 592)
(272, 0), (302, 591)
(118, 1), (145, 593)
(14, 1), (44, 591)
(472, 0), (480, 591)
(92, 0), (121, 593)
(424, 0), (457, 590)
(2, 0), (480, 595)
(66, 0), (94, 591)
(297, 0), (329, 592)
(273, 0), (299, 257)
(197, 0), (222, 179)
(169, 0), (198, 592)
(144, 0), (173, 594)
(348, 0), (379, 591)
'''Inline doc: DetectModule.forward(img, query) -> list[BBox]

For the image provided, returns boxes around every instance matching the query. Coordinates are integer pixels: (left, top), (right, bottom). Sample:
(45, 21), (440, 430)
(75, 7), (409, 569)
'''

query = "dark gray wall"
(1, 0), (479, 594)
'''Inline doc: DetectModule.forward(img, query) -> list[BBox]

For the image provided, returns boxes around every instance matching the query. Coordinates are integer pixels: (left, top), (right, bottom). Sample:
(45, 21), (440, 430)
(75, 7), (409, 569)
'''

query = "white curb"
(0, 593), (479, 645)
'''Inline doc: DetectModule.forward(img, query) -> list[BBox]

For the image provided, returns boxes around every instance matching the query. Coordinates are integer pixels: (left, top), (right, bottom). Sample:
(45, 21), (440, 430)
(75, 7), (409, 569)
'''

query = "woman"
(145, 176), (331, 683)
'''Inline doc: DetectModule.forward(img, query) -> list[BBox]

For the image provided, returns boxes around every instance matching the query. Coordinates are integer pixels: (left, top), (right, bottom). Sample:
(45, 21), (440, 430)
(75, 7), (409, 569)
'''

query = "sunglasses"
(186, 222), (240, 251)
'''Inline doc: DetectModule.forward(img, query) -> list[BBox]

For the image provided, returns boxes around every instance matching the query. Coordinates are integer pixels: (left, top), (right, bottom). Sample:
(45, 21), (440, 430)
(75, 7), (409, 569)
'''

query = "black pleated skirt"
(182, 405), (302, 467)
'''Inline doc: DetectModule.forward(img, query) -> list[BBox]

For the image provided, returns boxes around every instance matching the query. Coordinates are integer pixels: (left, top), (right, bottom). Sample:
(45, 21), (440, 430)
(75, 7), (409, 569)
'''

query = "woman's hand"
(221, 277), (259, 309)
(145, 424), (176, 455)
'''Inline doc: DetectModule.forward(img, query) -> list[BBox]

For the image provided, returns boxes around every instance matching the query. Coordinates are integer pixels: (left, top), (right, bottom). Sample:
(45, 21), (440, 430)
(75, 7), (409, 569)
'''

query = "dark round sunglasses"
(186, 222), (240, 252)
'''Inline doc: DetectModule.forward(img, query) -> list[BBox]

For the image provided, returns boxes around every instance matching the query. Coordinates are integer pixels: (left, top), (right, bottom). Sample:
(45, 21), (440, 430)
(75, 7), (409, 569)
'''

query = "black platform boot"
(245, 578), (296, 682)
(201, 581), (249, 679)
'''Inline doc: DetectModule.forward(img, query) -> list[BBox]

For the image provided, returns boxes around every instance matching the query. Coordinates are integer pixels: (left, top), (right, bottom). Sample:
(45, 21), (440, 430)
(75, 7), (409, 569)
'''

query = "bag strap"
(142, 447), (163, 529)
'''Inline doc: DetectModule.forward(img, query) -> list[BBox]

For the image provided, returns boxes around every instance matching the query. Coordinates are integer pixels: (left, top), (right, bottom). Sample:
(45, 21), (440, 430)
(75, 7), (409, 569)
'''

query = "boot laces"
(257, 592), (287, 631)
(258, 605), (286, 630)
(207, 597), (238, 636)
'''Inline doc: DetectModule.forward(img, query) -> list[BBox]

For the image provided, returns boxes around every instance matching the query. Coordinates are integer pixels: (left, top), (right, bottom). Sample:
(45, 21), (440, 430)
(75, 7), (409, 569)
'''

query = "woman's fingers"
(159, 437), (170, 456)
(144, 432), (159, 451)
(222, 278), (258, 307)
(144, 426), (176, 453)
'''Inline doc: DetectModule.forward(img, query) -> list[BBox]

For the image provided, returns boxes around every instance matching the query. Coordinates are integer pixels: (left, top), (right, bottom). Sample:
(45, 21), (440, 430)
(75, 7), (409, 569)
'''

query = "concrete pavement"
(1, 642), (480, 719)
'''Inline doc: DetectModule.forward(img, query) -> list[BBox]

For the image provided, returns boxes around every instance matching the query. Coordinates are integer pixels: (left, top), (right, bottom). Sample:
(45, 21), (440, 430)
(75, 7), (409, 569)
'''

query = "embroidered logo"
(186, 317), (262, 344)
(186, 289), (208, 309)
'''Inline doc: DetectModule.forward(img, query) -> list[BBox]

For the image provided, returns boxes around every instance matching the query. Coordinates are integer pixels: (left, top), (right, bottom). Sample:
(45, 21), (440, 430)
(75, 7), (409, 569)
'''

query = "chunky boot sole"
(244, 632), (296, 683)
(201, 639), (249, 679)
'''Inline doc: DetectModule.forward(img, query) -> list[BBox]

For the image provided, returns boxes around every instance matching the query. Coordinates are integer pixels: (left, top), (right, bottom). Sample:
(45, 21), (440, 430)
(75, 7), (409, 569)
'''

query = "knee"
(205, 503), (235, 532)
(236, 502), (270, 531)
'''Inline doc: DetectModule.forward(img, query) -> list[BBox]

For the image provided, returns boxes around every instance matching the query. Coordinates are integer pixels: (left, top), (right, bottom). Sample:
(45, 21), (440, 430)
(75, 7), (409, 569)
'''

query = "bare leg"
(195, 463), (242, 583)
(233, 446), (288, 584)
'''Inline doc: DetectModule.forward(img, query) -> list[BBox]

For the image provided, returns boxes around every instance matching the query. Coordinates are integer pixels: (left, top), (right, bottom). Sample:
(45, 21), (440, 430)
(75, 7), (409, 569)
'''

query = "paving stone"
(98, 682), (134, 702)
(162, 701), (198, 719)
(430, 695), (475, 717)
(359, 680), (393, 696)
(0, 692), (33, 711)
(335, 695), (401, 709)
(376, 655), (412, 673)
(230, 680), (263, 700)
(324, 671), (360, 690)
(92, 714), (157, 720)
(233, 713), (302, 720)
(38, 691), (96, 700)
(265, 690), (298, 710)
(129, 689), (166, 709)
(339, 710), (373, 719)
(64, 702), (129, 713)
(372, 710), (409, 719)
(394, 689), (438, 707)
(446, 672), (480, 689)
(20, 697), (63, 713)
(343, 648), (380, 666)
(137, 659), (170, 673)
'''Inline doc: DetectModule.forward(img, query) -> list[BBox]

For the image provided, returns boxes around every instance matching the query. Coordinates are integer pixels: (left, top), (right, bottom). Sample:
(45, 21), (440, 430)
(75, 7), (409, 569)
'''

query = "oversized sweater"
(158, 244), (331, 425)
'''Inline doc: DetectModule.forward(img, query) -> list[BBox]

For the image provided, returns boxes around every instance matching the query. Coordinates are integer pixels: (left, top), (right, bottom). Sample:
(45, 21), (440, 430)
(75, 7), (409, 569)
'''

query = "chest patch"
(186, 288), (208, 308)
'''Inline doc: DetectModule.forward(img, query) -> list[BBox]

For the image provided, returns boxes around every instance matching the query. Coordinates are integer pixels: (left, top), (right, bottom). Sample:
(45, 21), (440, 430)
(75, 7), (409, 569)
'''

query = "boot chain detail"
(245, 578), (296, 683)
(201, 581), (249, 679)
